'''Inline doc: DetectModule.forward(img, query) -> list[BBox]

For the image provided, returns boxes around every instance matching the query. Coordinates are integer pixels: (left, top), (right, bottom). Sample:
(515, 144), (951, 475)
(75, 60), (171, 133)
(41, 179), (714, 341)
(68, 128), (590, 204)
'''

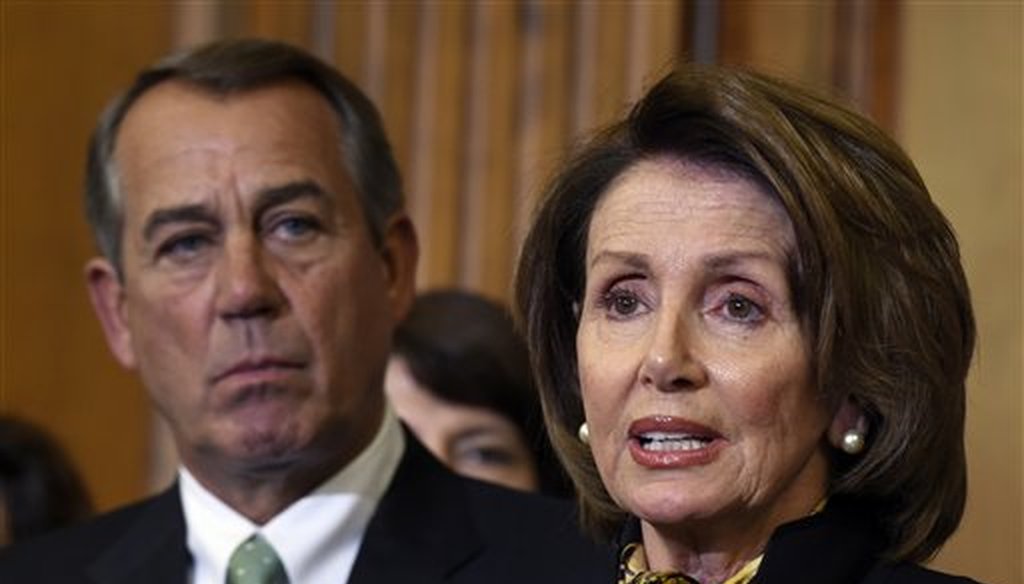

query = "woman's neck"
(641, 521), (765, 583)
(638, 495), (825, 583)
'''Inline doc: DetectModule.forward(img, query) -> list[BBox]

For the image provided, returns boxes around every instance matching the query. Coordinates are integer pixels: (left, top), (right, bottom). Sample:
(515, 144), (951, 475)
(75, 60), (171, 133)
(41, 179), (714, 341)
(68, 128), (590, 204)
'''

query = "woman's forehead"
(586, 158), (794, 258)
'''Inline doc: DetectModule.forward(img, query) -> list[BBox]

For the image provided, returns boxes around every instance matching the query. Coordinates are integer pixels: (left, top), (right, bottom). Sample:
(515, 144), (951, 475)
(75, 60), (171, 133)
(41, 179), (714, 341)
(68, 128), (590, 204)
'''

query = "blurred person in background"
(386, 289), (570, 496)
(0, 416), (92, 546)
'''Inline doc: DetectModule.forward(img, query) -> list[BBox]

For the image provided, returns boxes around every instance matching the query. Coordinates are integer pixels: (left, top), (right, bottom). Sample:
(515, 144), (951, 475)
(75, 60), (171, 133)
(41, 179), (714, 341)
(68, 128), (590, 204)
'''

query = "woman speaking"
(515, 67), (982, 583)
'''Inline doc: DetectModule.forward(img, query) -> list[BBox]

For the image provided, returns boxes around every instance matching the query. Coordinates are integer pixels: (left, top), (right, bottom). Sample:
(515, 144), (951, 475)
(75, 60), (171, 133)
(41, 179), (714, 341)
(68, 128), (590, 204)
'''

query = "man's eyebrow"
(142, 205), (217, 243)
(253, 180), (330, 218)
(140, 181), (330, 243)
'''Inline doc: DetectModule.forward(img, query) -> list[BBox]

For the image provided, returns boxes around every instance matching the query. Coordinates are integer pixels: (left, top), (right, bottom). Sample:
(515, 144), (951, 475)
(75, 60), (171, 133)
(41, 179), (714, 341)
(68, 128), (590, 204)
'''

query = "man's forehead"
(115, 78), (342, 152)
(115, 79), (344, 166)
(112, 79), (356, 223)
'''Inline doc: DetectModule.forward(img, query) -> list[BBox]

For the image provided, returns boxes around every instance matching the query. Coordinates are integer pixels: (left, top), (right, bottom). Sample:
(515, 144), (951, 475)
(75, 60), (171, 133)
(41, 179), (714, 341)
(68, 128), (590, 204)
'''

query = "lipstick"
(627, 416), (725, 469)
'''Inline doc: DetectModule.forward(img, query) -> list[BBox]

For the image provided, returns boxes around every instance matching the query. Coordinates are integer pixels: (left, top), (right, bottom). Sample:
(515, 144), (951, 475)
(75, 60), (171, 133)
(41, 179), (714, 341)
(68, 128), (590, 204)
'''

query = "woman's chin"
(621, 481), (720, 528)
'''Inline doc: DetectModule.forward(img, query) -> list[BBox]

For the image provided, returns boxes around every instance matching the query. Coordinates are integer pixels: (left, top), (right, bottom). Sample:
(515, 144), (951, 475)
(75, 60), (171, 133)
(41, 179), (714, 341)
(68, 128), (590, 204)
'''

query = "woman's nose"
(214, 234), (285, 320)
(638, 311), (708, 392)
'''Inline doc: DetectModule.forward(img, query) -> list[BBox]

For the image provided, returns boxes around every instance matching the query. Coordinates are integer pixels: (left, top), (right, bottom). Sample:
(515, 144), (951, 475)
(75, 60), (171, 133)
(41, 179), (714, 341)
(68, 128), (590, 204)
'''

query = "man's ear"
(85, 257), (137, 369)
(827, 396), (868, 448)
(378, 214), (419, 322)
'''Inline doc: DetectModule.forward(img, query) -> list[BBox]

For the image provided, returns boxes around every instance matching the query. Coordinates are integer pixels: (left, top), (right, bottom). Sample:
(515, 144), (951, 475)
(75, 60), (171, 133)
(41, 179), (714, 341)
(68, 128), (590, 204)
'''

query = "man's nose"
(214, 234), (284, 320)
(637, 309), (708, 392)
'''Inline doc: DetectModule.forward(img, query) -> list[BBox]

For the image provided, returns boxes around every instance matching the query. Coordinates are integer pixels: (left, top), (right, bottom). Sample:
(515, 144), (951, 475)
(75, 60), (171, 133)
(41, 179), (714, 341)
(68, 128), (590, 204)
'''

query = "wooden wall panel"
(572, 2), (630, 135)
(626, 1), (683, 103)
(362, 1), (420, 188)
(719, 1), (835, 92)
(333, 1), (369, 85)
(716, 0), (899, 132)
(408, 3), (471, 289)
(514, 1), (575, 250)
(228, 0), (313, 46)
(1, 2), (173, 512)
(460, 1), (521, 298)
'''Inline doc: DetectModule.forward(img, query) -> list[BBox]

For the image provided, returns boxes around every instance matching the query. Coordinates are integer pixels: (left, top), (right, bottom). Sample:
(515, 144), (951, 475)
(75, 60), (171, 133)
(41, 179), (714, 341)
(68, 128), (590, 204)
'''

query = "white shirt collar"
(180, 406), (405, 584)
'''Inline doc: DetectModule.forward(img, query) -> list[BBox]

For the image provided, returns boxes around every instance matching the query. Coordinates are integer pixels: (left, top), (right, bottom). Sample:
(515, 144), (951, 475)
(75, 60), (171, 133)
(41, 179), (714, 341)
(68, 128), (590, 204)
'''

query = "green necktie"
(226, 533), (289, 584)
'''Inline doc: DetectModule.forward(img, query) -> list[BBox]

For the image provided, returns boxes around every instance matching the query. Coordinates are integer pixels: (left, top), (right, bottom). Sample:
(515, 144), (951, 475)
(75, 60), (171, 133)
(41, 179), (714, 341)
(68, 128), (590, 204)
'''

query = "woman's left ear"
(828, 397), (868, 453)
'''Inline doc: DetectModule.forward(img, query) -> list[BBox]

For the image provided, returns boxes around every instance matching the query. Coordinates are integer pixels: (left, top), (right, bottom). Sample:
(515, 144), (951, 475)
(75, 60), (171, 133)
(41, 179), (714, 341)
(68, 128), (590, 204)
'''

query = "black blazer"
(754, 497), (982, 584)
(614, 497), (982, 584)
(0, 434), (614, 583)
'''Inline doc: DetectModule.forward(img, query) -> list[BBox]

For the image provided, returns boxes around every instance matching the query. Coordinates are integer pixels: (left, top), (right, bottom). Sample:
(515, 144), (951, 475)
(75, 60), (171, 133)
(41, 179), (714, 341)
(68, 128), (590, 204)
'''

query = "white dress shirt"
(180, 407), (405, 584)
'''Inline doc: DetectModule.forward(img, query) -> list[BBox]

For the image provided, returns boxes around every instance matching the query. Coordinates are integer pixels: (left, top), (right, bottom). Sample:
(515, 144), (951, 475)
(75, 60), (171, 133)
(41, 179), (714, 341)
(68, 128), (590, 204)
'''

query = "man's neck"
(191, 462), (339, 524)
(180, 436), (372, 524)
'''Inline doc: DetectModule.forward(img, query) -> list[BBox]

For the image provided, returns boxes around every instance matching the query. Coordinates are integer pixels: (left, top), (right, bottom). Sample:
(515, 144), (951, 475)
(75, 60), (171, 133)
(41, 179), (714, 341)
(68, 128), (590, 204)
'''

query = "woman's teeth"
(637, 432), (711, 451)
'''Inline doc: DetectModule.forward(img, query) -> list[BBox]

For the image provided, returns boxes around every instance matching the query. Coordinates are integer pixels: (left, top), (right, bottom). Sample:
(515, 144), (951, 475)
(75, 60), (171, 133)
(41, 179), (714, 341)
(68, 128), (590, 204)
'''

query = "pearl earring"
(577, 422), (590, 445)
(841, 429), (865, 454)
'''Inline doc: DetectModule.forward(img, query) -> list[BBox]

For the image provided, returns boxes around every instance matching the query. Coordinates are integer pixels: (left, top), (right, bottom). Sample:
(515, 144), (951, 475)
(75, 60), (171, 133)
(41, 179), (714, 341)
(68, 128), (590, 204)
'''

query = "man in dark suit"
(0, 39), (611, 583)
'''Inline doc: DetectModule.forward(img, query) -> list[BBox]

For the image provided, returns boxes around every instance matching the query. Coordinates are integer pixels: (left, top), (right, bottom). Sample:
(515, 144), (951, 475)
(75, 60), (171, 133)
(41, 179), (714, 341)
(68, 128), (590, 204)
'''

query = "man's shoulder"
(0, 489), (181, 582)
(462, 477), (586, 536)
(362, 437), (615, 583)
(392, 434), (607, 554)
(458, 478), (616, 580)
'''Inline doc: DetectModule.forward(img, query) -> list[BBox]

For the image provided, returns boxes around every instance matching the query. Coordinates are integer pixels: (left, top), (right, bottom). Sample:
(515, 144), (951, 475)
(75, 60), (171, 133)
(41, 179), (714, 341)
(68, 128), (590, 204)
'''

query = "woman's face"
(384, 356), (540, 492)
(576, 158), (832, 545)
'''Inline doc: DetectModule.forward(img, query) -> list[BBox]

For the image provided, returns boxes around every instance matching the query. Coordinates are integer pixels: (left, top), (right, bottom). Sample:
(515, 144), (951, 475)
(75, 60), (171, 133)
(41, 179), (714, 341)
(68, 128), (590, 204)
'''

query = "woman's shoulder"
(862, 561), (984, 584)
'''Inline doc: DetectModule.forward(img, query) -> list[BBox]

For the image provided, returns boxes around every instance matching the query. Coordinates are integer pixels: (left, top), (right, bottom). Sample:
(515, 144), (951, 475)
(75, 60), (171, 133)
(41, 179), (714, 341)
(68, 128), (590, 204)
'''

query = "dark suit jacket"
(614, 496), (982, 584)
(0, 434), (614, 583)
(754, 497), (982, 584)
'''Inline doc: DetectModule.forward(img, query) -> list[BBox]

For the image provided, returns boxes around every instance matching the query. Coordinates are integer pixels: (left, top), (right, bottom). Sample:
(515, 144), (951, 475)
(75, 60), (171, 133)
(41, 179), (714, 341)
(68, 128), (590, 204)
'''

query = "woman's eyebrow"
(588, 250), (650, 271)
(701, 250), (783, 273)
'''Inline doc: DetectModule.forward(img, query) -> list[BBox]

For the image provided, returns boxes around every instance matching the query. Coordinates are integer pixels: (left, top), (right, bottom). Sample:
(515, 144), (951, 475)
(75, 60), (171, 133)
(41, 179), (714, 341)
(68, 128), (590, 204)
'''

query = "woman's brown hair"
(514, 66), (974, 563)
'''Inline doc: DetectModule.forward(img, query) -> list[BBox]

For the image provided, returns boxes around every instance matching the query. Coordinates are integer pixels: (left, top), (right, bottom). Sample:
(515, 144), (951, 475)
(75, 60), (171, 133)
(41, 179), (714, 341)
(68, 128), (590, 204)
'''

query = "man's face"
(87, 80), (416, 477)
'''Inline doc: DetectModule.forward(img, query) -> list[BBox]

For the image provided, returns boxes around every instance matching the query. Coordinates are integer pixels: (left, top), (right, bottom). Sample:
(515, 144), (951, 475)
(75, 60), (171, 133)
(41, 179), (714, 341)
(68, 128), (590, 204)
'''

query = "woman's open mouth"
(628, 416), (724, 468)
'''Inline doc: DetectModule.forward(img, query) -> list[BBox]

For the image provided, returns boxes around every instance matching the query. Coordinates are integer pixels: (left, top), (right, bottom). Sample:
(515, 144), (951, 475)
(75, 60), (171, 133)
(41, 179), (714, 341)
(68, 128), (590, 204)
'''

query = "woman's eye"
(601, 289), (644, 318)
(458, 446), (517, 467)
(723, 293), (764, 322)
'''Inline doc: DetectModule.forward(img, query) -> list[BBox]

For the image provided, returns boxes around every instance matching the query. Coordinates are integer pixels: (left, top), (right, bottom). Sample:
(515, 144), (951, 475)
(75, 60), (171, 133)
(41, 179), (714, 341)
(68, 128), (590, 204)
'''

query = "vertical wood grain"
(514, 1), (574, 251)
(333, 0), (369, 85)
(2, 2), (173, 511)
(459, 1), (521, 298)
(408, 2), (470, 289)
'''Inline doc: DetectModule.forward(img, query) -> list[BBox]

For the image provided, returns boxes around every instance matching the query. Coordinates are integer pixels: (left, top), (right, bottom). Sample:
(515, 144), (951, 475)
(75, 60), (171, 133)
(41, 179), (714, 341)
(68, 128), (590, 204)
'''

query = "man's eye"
(156, 234), (210, 262)
(723, 293), (763, 322)
(270, 216), (320, 242)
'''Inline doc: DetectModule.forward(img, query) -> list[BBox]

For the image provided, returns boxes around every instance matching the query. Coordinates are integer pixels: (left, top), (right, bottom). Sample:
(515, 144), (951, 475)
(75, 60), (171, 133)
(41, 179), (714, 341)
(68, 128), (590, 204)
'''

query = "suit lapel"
(348, 431), (483, 583)
(86, 485), (189, 584)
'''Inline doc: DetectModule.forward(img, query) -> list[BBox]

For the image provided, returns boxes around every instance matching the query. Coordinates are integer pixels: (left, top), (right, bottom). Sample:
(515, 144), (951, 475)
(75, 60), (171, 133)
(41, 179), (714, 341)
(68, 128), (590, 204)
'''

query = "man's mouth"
(211, 357), (305, 385)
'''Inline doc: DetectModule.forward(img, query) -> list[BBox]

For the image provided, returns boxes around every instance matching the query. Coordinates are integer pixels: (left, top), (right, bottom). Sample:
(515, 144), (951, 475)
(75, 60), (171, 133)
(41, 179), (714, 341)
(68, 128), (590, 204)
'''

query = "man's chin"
(235, 427), (305, 464)
(199, 423), (310, 475)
